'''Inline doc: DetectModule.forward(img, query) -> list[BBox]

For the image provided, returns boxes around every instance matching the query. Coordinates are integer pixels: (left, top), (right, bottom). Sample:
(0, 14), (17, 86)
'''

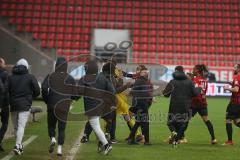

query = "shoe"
(103, 144), (112, 155)
(0, 144), (5, 152)
(163, 136), (172, 144)
(172, 141), (178, 148)
(110, 139), (119, 144)
(57, 145), (62, 157)
(179, 138), (188, 144)
(49, 138), (56, 153)
(128, 140), (139, 145)
(211, 139), (217, 145)
(136, 135), (145, 143)
(13, 145), (23, 155)
(222, 140), (234, 146)
(171, 131), (177, 143)
(80, 136), (89, 143)
(97, 141), (103, 153)
(144, 142), (152, 146)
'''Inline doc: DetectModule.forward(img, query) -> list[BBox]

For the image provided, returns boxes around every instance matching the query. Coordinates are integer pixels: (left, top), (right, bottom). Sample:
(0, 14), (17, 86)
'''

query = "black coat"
(131, 76), (153, 111)
(163, 72), (201, 114)
(0, 78), (4, 108)
(41, 73), (77, 111)
(8, 65), (40, 112)
(78, 72), (116, 117)
(41, 57), (78, 111)
(0, 67), (9, 107)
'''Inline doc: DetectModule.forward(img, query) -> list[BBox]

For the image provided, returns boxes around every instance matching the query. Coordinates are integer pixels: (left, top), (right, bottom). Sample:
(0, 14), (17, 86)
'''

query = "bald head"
(0, 58), (6, 68)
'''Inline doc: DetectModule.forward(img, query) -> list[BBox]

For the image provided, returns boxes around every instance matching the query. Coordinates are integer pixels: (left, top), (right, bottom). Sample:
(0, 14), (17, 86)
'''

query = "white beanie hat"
(16, 58), (29, 69)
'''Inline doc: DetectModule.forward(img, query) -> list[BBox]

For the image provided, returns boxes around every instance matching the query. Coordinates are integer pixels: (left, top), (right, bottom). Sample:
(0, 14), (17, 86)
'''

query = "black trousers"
(47, 109), (66, 145)
(109, 111), (116, 140)
(129, 110), (149, 143)
(168, 119), (189, 141)
(83, 121), (92, 138)
(0, 106), (9, 144)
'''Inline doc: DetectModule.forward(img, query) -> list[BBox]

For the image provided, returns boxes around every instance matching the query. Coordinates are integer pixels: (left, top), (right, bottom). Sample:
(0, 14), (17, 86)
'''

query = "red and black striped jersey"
(192, 76), (208, 107)
(230, 75), (240, 105)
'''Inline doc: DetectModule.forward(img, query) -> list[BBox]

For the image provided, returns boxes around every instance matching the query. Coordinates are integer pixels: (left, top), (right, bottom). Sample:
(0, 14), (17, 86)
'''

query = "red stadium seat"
(0, 0), (236, 64)
(16, 25), (24, 32)
(48, 40), (56, 48)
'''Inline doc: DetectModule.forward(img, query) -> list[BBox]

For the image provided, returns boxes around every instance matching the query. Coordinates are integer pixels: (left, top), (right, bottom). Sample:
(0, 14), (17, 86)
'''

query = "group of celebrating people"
(0, 56), (240, 157)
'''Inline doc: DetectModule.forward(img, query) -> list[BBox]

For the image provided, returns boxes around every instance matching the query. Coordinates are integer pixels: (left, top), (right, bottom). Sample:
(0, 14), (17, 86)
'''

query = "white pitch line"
(65, 130), (84, 160)
(1, 135), (38, 160)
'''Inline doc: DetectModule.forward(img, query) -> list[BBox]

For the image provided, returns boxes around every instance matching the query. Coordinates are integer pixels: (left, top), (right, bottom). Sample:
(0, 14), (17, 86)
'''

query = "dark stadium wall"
(0, 29), (54, 82)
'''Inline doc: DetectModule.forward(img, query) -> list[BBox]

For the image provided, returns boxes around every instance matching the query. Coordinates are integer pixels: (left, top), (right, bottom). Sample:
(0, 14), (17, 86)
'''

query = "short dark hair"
(175, 66), (184, 72)
(195, 64), (208, 75)
(84, 59), (98, 74)
(102, 62), (116, 74)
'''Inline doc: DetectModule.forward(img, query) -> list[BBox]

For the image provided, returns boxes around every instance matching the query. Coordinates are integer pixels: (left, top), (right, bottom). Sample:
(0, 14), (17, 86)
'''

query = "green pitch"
(0, 97), (239, 160)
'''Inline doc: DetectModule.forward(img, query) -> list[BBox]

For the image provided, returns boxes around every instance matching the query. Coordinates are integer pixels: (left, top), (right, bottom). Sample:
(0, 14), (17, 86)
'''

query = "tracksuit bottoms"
(89, 116), (108, 146)
(11, 111), (30, 146)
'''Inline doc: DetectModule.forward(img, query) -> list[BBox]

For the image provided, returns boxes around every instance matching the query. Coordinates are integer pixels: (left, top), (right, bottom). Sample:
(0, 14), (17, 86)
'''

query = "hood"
(16, 58), (29, 69)
(55, 57), (68, 72)
(12, 65), (28, 75)
(172, 71), (187, 80)
(84, 60), (98, 75)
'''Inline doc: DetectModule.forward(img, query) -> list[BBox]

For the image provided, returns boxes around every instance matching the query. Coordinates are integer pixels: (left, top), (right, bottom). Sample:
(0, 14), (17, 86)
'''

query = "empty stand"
(0, 0), (239, 66)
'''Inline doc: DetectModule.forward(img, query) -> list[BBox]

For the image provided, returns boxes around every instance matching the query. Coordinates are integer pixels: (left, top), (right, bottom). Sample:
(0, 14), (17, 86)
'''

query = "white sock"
(57, 145), (62, 154)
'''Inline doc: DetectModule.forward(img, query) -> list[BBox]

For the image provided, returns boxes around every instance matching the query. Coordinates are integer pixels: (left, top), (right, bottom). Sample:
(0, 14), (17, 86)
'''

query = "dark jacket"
(131, 76), (153, 111)
(163, 71), (201, 114)
(0, 78), (4, 107)
(78, 61), (116, 117)
(103, 72), (129, 94)
(41, 58), (77, 111)
(8, 65), (40, 112)
(0, 67), (9, 107)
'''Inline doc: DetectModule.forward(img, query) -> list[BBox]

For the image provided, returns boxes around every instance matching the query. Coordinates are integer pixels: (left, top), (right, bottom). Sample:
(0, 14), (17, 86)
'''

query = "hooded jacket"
(163, 71), (201, 114)
(78, 60), (116, 117)
(0, 67), (9, 107)
(8, 59), (40, 112)
(41, 57), (77, 111)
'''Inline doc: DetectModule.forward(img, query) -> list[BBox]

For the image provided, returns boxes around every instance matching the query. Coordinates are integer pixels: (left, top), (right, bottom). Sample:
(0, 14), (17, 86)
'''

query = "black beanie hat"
(84, 59), (98, 74)
(55, 57), (67, 72)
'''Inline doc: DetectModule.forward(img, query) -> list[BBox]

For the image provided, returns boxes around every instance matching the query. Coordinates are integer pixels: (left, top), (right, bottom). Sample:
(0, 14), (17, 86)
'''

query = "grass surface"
(77, 97), (240, 160)
(0, 98), (239, 160)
